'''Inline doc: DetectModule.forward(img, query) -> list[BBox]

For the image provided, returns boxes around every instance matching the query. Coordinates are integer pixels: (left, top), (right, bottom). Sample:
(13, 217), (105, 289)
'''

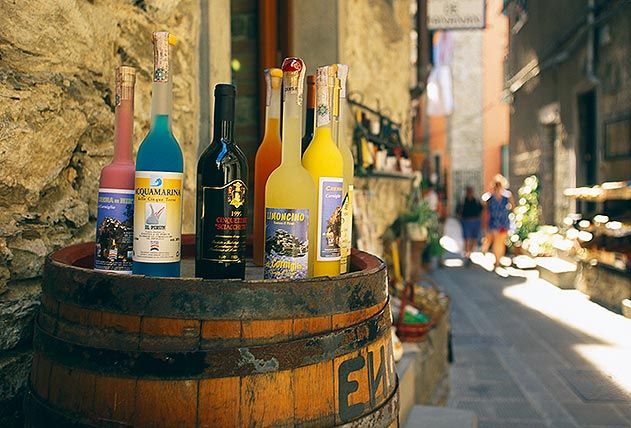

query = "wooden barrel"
(25, 235), (398, 427)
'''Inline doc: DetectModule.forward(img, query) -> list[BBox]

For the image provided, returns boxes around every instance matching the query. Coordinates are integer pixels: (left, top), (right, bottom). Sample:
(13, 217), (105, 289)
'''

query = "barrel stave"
(26, 242), (397, 427)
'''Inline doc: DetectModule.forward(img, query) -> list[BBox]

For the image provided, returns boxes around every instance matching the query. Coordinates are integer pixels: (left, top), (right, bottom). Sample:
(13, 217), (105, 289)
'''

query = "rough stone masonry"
(0, 1), (200, 424)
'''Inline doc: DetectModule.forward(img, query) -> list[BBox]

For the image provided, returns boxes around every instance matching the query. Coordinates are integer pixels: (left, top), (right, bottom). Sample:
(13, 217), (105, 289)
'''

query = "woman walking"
(482, 175), (514, 269)
(458, 186), (482, 262)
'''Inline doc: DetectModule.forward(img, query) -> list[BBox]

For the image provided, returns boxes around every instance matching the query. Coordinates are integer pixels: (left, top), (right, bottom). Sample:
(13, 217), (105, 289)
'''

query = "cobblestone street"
(432, 248), (631, 427)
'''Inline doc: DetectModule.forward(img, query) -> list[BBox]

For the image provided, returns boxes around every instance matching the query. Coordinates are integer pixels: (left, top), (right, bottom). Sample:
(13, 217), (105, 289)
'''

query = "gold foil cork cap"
(264, 68), (283, 105)
(316, 65), (334, 125)
(316, 65), (335, 88)
(115, 66), (136, 106)
(281, 57), (305, 104)
(334, 64), (349, 98)
(152, 31), (177, 83)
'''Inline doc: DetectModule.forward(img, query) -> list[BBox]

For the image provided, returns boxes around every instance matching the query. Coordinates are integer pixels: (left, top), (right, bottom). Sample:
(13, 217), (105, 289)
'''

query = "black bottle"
(301, 74), (316, 154)
(196, 84), (248, 279)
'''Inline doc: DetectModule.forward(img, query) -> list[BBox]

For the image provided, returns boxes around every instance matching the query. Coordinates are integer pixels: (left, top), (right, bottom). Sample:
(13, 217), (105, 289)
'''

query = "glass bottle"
(301, 74), (316, 154)
(333, 64), (355, 273)
(95, 66), (136, 274)
(264, 57), (316, 279)
(302, 65), (344, 277)
(133, 31), (183, 278)
(196, 84), (248, 279)
(253, 68), (282, 266)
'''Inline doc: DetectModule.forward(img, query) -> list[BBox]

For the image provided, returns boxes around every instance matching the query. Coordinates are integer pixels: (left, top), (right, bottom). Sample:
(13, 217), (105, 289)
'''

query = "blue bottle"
(132, 32), (184, 277)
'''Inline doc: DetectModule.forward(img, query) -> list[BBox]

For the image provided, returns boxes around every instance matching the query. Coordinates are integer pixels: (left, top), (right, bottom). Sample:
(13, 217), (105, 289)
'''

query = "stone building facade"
(449, 29), (484, 208)
(506, 0), (631, 225)
(293, 0), (416, 257)
(423, 0), (509, 213)
(0, 1), (230, 423)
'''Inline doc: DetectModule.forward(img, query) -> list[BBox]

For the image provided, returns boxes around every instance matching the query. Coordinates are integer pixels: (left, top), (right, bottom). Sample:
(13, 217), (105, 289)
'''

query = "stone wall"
(449, 30), (484, 209)
(354, 176), (414, 258)
(293, 0), (413, 143)
(339, 0), (413, 144)
(0, 1), (232, 424)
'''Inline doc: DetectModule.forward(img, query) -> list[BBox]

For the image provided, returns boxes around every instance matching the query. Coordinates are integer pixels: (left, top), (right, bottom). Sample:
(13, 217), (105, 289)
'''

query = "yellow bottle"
(253, 68), (282, 266)
(302, 65), (344, 277)
(332, 64), (354, 273)
(264, 58), (316, 279)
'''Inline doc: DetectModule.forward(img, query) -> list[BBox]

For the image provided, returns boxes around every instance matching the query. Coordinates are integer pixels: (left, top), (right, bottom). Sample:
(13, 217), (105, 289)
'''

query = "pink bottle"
(94, 66), (136, 273)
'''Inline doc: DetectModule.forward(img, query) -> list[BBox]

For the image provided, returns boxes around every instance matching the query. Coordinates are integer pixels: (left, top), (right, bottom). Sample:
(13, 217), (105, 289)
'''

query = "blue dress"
(486, 192), (511, 232)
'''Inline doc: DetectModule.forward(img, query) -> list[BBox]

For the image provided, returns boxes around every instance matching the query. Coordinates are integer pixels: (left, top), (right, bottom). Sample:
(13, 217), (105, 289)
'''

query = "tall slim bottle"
(301, 74), (316, 154)
(333, 64), (354, 273)
(264, 58), (316, 279)
(133, 31), (184, 278)
(253, 68), (282, 266)
(196, 84), (248, 279)
(302, 65), (344, 277)
(94, 66), (136, 274)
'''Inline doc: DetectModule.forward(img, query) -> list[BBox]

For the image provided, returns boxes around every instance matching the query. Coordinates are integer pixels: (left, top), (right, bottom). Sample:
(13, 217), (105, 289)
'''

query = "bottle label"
(133, 171), (183, 263)
(201, 180), (247, 263)
(339, 184), (353, 273)
(95, 189), (134, 273)
(264, 208), (309, 279)
(317, 177), (343, 261)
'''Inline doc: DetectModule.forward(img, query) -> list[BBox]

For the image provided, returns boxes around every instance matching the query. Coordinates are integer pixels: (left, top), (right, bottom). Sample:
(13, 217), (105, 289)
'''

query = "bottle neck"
(150, 80), (172, 129)
(316, 83), (333, 129)
(212, 91), (236, 143)
(304, 107), (315, 137)
(213, 119), (234, 143)
(264, 87), (281, 140)
(281, 93), (302, 167)
(314, 126), (333, 141)
(113, 98), (134, 163)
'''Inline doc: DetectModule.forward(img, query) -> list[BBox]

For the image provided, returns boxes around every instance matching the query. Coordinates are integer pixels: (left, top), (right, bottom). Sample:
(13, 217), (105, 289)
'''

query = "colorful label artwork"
(94, 189), (134, 273)
(264, 208), (309, 279)
(201, 180), (247, 263)
(133, 171), (182, 263)
(317, 177), (343, 261)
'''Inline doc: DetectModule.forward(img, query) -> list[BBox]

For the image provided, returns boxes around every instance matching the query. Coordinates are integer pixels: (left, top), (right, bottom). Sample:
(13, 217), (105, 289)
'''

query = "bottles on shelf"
(264, 57), (316, 279)
(301, 74), (316, 154)
(253, 68), (283, 266)
(94, 66), (136, 274)
(132, 31), (184, 278)
(196, 84), (248, 279)
(302, 65), (345, 277)
(333, 64), (354, 274)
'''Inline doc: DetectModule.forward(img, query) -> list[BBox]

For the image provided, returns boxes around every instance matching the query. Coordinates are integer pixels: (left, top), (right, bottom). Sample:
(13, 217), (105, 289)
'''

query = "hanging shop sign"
(428, 0), (486, 30)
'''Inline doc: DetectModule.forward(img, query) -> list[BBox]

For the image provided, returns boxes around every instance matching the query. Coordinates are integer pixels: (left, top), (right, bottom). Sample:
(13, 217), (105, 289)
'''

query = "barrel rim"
(24, 380), (399, 428)
(50, 235), (385, 283)
(33, 303), (392, 378)
(44, 237), (388, 319)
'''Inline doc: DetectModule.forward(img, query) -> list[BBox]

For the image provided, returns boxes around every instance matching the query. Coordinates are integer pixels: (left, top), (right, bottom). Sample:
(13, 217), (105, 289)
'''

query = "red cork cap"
(282, 57), (304, 73)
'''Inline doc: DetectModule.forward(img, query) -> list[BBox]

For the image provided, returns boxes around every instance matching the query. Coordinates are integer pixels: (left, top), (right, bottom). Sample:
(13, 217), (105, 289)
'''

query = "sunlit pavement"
(431, 219), (631, 428)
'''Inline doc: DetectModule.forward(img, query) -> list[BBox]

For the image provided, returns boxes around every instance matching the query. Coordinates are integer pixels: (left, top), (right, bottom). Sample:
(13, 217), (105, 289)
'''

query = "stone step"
(404, 405), (477, 428)
(536, 257), (577, 289)
(623, 299), (631, 319)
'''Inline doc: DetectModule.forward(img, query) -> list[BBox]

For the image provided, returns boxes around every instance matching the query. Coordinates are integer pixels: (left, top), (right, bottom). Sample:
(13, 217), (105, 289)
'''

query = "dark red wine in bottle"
(195, 84), (248, 279)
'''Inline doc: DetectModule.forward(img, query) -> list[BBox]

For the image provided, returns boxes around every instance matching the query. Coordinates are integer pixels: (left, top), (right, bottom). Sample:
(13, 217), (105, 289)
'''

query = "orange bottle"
(253, 68), (283, 265)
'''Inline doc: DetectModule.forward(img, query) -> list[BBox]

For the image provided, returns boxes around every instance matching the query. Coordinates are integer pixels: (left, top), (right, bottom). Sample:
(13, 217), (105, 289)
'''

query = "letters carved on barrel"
(25, 235), (399, 427)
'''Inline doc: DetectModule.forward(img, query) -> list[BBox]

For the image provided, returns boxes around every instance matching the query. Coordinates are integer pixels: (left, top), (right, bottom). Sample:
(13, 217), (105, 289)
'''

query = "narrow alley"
(435, 251), (631, 427)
